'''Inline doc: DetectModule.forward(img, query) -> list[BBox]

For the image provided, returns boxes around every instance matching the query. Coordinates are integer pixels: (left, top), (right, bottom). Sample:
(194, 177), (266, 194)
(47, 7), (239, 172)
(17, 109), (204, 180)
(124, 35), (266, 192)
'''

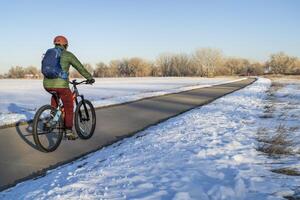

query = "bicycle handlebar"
(69, 79), (91, 85)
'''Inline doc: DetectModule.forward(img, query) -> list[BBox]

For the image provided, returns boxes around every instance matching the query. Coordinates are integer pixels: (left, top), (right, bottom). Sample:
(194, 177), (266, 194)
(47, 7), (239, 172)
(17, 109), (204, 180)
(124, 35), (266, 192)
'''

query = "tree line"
(1, 48), (300, 79)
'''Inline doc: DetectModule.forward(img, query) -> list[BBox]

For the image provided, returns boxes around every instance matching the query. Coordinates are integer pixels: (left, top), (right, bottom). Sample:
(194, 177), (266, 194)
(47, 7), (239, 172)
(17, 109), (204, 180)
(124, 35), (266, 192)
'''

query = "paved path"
(0, 78), (255, 191)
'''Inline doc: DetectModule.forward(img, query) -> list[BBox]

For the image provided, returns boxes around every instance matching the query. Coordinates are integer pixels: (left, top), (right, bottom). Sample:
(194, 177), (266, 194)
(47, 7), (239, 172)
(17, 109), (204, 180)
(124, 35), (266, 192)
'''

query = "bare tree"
(24, 66), (42, 78)
(171, 54), (195, 76)
(223, 58), (250, 75)
(94, 62), (119, 77)
(223, 58), (239, 75)
(249, 62), (264, 75)
(193, 48), (223, 77)
(69, 63), (94, 78)
(83, 63), (94, 74)
(267, 52), (297, 74)
(108, 60), (121, 77)
(150, 64), (162, 76)
(156, 54), (174, 76)
(69, 68), (81, 78)
(128, 57), (152, 77)
(294, 59), (300, 74)
(8, 66), (25, 78)
(118, 59), (132, 77)
(156, 53), (199, 76)
(94, 62), (107, 77)
(287, 57), (300, 74)
(24, 66), (38, 75)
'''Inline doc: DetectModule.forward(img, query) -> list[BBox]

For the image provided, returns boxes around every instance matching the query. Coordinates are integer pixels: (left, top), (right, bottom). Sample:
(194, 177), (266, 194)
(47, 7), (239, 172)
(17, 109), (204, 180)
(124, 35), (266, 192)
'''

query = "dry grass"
(257, 78), (300, 199)
(270, 82), (285, 90)
(259, 82), (284, 119)
(257, 142), (292, 156)
(259, 114), (273, 119)
(257, 127), (267, 136)
(257, 125), (294, 156)
(289, 127), (300, 132)
(264, 104), (274, 112)
(284, 192), (300, 200)
(259, 103), (275, 118)
(257, 80), (296, 156)
(271, 168), (300, 176)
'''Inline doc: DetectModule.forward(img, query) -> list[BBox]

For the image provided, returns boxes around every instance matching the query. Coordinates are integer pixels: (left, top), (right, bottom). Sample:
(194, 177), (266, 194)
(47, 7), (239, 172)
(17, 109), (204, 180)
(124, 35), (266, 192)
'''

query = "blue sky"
(0, 0), (299, 73)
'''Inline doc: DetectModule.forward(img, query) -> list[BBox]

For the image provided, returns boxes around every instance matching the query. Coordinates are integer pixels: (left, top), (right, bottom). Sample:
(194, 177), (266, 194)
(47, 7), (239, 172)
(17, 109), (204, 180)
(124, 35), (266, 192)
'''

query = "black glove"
(86, 78), (95, 84)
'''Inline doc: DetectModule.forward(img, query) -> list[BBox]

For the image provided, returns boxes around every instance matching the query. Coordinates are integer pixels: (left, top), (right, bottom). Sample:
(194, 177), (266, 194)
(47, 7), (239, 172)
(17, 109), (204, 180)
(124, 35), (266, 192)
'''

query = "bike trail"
(0, 78), (256, 191)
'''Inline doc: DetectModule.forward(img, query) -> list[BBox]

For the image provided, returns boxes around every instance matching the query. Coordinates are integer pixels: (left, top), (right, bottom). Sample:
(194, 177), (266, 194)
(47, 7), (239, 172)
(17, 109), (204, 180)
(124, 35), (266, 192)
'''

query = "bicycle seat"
(49, 91), (58, 95)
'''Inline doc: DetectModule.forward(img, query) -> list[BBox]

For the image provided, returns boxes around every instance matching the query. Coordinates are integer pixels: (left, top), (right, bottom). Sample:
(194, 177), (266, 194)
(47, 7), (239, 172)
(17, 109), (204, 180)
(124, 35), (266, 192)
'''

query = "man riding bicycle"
(43, 35), (95, 140)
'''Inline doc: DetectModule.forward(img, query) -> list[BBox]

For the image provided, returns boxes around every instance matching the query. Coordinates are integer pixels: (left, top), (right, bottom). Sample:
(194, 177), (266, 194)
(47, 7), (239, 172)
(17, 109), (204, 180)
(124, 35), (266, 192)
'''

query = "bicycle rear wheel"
(74, 100), (96, 139)
(32, 105), (63, 152)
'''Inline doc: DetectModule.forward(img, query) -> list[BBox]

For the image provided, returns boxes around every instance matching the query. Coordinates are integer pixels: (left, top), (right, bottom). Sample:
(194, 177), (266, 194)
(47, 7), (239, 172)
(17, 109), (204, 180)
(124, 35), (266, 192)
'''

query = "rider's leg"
(45, 88), (74, 129)
(44, 88), (58, 108)
(57, 88), (74, 129)
(45, 88), (76, 140)
(50, 95), (58, 108)
(55, 88), (77, 139)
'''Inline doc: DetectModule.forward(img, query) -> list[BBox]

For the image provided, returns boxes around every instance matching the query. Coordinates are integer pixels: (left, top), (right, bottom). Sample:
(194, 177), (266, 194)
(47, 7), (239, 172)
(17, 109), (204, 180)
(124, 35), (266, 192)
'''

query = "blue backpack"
(41, 48), (68, 79)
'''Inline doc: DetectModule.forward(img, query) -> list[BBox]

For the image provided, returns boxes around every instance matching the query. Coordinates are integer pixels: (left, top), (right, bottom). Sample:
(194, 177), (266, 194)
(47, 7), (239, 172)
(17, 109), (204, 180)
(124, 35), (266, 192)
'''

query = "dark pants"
(45, 88), (74, 129)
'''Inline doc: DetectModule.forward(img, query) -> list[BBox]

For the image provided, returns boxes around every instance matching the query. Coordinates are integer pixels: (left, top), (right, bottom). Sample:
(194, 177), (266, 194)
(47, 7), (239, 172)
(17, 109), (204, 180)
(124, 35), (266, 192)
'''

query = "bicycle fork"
(76, 95), (90, 122)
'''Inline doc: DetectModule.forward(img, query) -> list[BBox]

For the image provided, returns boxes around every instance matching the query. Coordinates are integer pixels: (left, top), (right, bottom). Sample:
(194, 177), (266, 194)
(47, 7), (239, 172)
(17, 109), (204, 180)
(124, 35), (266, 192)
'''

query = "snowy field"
(0, 77), (241, 127)
(2, 77), (300, 200)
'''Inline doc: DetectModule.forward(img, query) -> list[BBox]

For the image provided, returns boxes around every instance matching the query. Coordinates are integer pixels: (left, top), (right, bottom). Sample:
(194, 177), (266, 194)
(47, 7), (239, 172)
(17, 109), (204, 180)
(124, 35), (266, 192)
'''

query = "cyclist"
(43, 35), (95, 140)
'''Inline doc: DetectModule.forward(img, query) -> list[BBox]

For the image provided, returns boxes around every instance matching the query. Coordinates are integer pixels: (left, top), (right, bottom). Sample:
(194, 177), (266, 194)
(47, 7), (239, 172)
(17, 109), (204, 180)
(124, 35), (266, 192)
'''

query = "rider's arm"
(68, 52), (93, 80)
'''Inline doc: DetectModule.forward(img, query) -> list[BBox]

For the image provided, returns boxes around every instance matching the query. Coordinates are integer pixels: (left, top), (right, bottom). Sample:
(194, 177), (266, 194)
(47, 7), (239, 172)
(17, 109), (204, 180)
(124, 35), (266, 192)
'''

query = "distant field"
(264, 75), (300, 81)
(0, 77), (240, 126)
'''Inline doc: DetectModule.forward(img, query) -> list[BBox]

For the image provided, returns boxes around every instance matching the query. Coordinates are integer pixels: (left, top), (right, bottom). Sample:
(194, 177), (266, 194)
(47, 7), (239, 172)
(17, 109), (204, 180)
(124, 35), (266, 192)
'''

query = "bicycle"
(32, 79), (96, 153)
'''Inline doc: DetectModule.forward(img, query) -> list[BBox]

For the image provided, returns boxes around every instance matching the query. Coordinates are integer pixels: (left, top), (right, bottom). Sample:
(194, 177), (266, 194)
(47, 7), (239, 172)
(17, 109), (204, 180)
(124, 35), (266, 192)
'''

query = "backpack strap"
(54, 47), (69, 80)
(54, 47), (62, 58)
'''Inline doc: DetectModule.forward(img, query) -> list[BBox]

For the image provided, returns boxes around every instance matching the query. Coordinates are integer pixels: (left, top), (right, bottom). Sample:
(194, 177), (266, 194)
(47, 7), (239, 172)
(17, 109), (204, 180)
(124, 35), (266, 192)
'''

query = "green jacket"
(43, 45), (92, 88)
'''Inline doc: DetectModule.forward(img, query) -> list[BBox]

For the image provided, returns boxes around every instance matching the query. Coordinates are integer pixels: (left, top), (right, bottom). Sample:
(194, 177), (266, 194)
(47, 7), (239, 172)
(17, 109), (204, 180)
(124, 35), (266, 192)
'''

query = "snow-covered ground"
(2, 77), (300, 200)
(0, 77), (241, 127)
(258, 78), (300, 155)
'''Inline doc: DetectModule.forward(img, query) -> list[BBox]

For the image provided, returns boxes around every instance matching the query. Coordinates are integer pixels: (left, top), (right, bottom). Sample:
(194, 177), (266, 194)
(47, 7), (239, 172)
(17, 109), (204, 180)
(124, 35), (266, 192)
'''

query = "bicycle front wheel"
(32, 105), (63, 152)
(74, 100), (96, 139)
